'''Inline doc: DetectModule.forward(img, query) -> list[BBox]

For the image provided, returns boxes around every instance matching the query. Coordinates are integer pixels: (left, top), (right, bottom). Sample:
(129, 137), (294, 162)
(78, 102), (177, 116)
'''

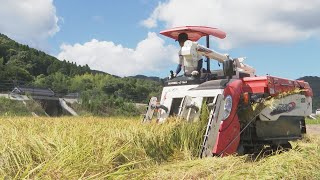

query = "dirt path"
(307, 124), (320, 135)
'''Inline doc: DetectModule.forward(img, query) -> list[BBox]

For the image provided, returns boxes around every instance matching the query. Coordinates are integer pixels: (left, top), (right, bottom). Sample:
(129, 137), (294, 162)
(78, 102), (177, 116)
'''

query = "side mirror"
(223, 60), (235, 78)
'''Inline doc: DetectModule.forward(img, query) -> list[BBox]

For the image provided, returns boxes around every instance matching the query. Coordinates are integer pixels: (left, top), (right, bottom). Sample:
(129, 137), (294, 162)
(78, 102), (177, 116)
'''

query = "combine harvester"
(143, 26), (313, 157)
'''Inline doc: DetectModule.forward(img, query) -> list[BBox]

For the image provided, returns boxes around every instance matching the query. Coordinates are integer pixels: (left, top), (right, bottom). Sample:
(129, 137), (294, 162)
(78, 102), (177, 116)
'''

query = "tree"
(50, 72), (70, 94)
(4, 65), (33, 82)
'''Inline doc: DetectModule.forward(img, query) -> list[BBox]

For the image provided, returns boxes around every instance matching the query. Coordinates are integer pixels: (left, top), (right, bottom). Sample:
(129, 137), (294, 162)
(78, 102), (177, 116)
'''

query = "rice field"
(0, 116), (320, 179)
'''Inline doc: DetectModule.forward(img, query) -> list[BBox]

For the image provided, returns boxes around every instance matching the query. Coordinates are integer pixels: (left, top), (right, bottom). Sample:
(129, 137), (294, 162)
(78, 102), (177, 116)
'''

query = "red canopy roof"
(160, 26), (226, 41)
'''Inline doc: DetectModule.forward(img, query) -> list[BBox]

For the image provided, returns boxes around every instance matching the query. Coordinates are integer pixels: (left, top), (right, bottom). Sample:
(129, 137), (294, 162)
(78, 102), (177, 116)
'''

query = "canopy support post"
(206, 35), (210, 72)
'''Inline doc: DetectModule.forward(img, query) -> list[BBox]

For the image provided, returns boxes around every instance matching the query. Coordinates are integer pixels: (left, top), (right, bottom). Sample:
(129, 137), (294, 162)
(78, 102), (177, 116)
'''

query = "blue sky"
(0, 0), (319, 79)
(50, 0), (160, 53)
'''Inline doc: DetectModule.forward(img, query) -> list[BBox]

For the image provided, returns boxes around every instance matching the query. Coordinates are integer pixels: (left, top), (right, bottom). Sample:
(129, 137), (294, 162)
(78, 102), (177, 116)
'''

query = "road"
(307, 124), (320, 135)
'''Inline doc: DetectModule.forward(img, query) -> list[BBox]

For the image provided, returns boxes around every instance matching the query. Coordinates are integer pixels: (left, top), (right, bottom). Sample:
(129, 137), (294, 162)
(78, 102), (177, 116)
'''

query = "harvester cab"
(142, 26), (313, 157)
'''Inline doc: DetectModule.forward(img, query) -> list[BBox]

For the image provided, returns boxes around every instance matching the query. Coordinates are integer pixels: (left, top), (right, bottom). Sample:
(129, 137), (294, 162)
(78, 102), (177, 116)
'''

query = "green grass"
(0, 116), (320, 179)
(0, 97), (47, 116)
(306, 116), (320, 124)
(0, 97), (30, 116)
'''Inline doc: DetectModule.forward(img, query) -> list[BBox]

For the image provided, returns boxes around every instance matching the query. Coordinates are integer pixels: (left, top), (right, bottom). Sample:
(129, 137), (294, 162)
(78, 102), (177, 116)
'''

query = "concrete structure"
(5, 86), (79, 117)
(59, 98), (78, 116)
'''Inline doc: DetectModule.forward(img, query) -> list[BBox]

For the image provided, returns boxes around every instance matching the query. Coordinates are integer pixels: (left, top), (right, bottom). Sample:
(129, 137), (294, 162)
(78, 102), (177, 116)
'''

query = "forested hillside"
(0, 34), (91, 82)
(0, 33), (162, 115)
(33, 73), (162, 115)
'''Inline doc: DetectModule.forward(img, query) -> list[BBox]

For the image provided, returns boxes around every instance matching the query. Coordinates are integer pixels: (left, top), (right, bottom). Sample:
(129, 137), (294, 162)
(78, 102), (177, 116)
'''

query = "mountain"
(0, 33), (91, 83)
(129, 75), (163, 82)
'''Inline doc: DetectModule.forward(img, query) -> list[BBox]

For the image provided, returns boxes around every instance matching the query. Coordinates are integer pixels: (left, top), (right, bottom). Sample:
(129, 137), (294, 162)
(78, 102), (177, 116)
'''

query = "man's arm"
(175, 53), (183, 75)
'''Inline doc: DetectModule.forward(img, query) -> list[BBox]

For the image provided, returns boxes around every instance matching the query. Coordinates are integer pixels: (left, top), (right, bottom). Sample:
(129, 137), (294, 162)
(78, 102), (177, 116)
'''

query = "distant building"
(316, 109), (320, 115)
(11, 86), (55, 97)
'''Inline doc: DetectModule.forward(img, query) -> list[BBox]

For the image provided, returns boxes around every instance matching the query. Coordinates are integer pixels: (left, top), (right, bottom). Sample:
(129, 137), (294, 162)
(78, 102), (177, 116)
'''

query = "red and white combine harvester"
(143, 26), (313, 157)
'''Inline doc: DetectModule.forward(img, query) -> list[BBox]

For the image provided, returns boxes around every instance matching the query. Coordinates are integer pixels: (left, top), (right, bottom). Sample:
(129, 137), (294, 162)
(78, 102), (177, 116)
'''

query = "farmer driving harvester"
(171, 32), (203, 79)
(143, 26), (313, 157)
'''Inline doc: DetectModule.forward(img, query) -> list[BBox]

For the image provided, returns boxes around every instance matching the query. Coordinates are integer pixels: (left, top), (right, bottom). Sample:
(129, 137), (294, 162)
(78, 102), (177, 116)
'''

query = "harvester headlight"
(222, 95), (232, 120)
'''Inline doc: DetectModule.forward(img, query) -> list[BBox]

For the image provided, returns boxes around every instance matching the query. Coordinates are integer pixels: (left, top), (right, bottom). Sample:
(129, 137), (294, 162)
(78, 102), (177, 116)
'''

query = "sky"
(0, 0), (320, 79)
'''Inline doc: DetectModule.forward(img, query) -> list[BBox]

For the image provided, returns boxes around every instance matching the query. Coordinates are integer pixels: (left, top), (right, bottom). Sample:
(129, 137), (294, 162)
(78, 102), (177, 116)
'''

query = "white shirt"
(178, 48), (202, 75)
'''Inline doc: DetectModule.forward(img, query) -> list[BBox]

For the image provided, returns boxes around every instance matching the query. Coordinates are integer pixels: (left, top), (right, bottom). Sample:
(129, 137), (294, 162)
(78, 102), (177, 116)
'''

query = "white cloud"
(57, 32), (178, 76)
(0, 0), (60, 48)
(142, 0), (320, 49)
(141, 3), (164, 28)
